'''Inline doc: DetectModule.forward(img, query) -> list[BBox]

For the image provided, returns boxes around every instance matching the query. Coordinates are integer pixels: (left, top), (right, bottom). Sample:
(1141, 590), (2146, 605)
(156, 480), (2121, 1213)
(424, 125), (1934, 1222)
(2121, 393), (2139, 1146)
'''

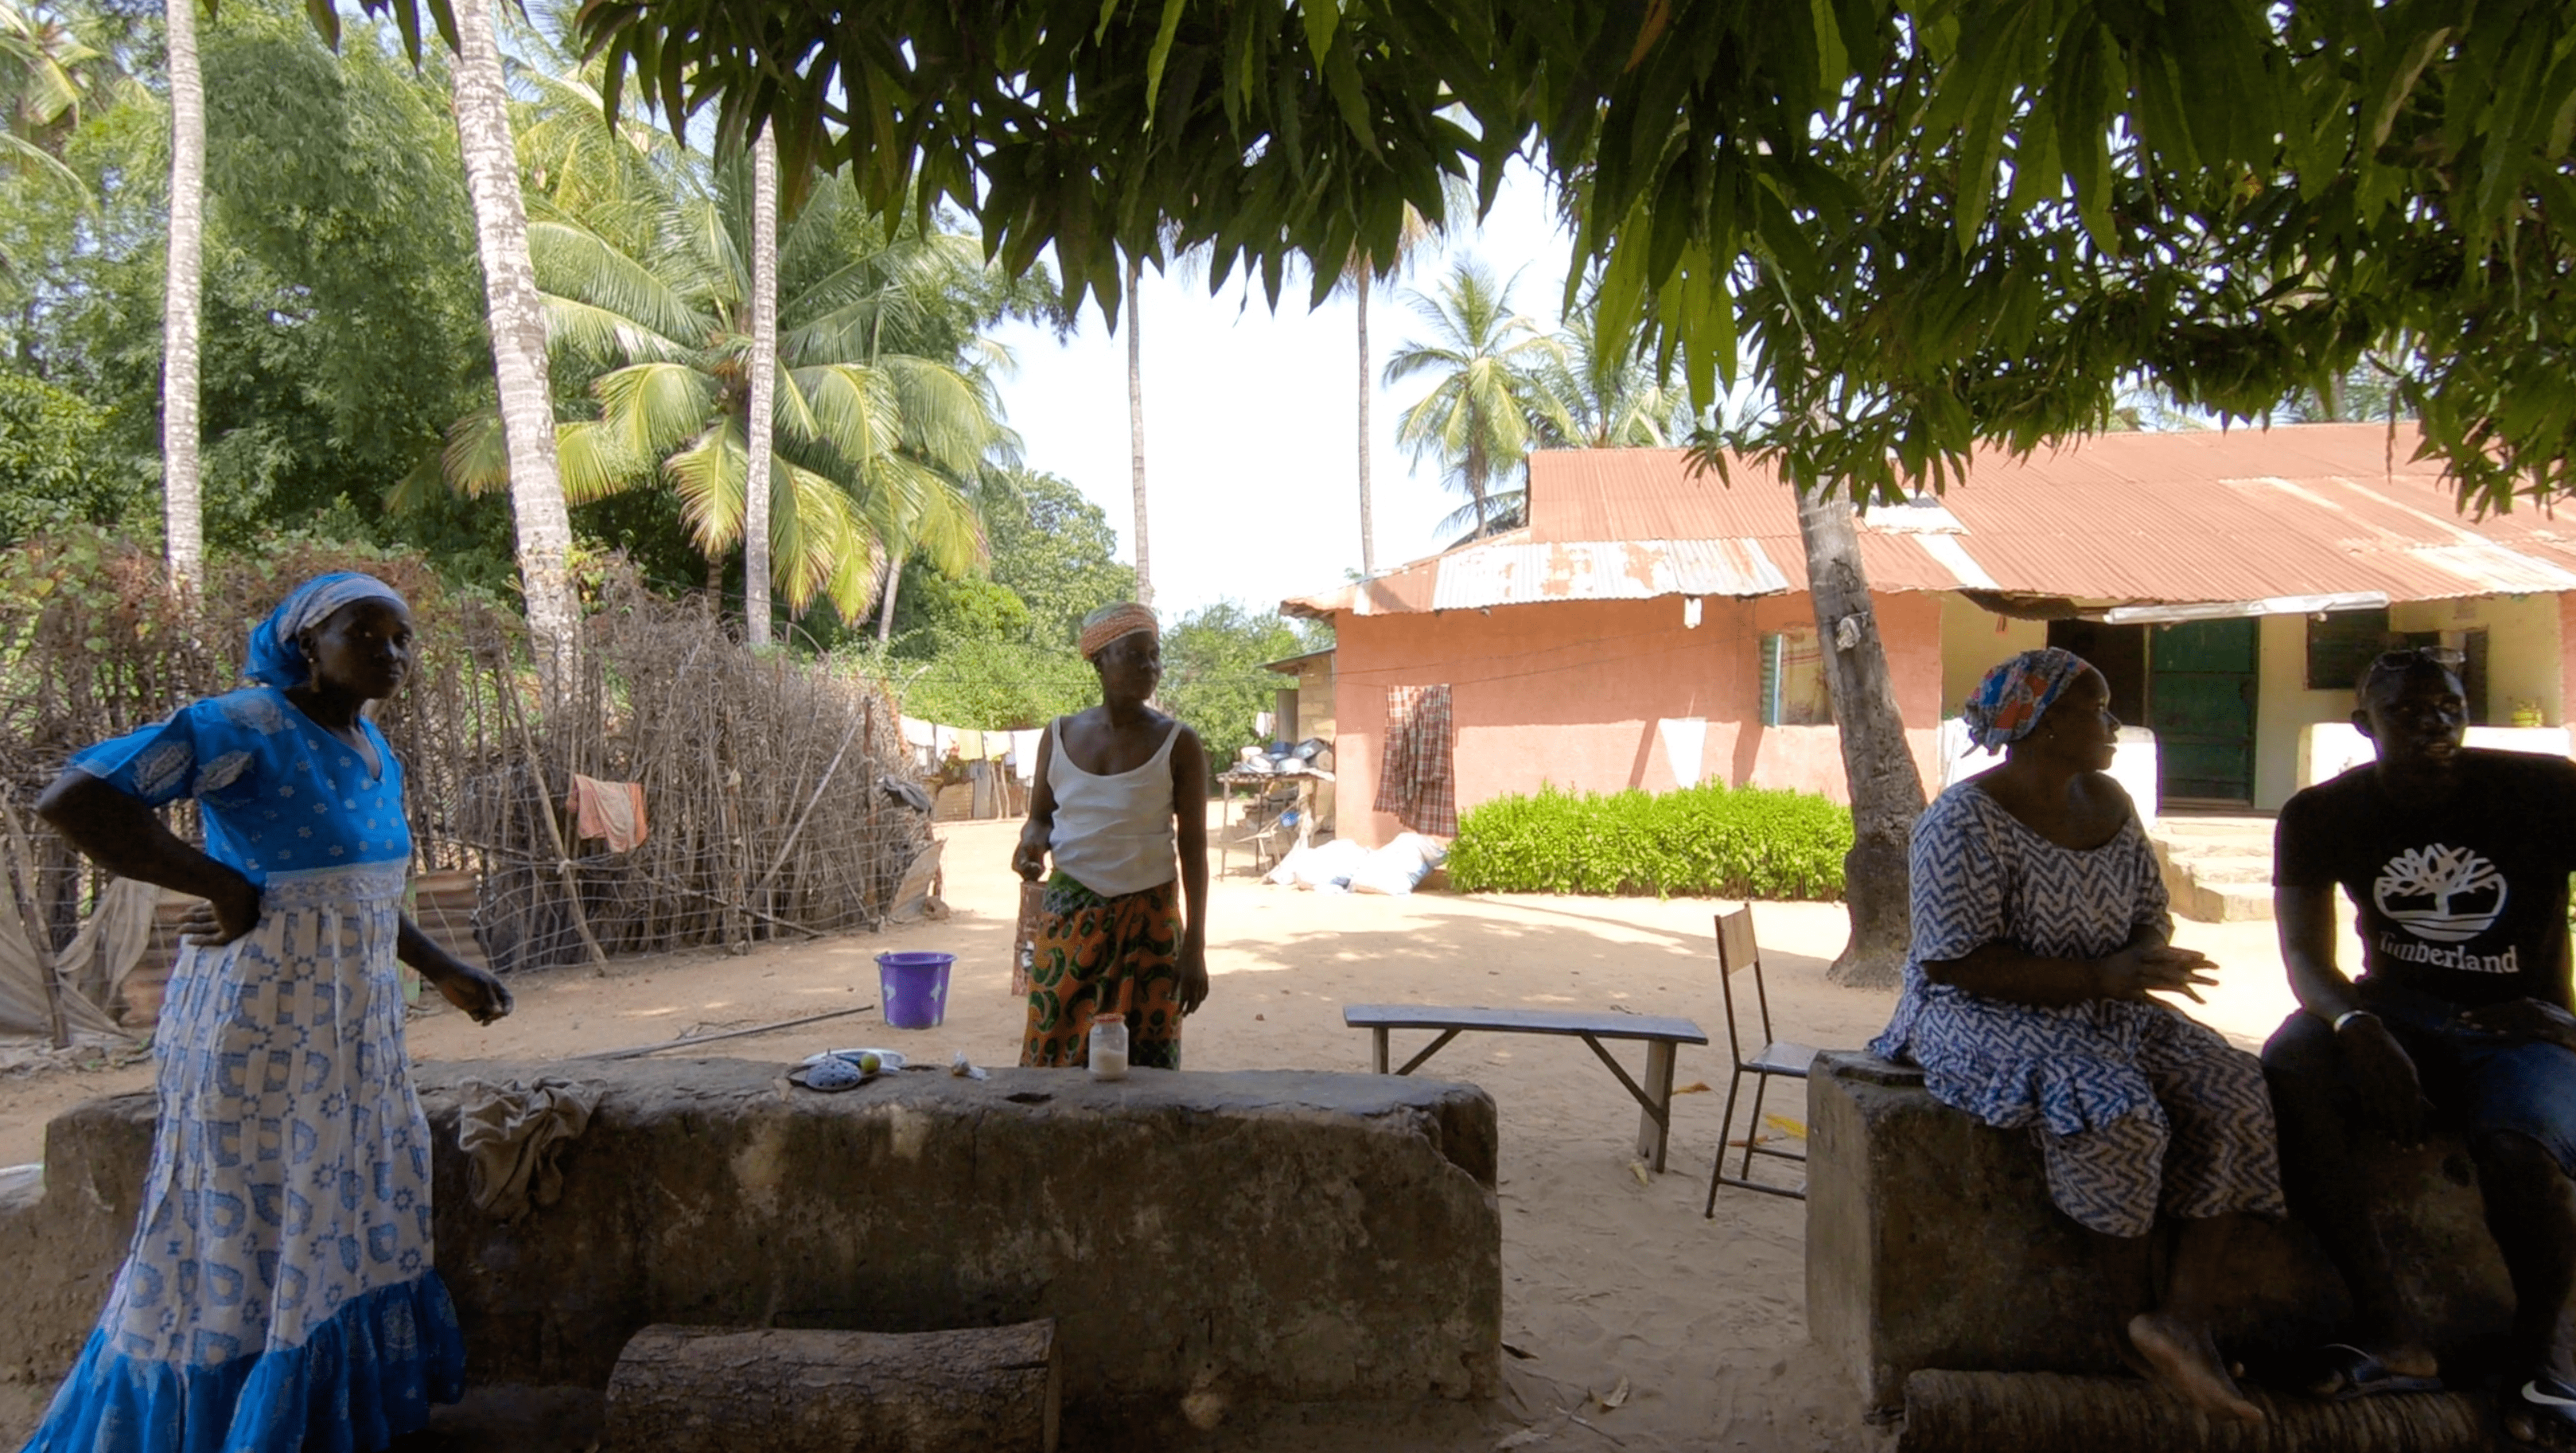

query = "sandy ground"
(0, 820), (2333, 1450)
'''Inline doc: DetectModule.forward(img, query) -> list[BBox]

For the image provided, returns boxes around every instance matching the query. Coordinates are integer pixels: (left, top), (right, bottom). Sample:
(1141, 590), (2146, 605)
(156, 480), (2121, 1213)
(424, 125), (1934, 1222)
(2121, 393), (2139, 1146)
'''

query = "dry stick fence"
(0, 541), (937, 1030)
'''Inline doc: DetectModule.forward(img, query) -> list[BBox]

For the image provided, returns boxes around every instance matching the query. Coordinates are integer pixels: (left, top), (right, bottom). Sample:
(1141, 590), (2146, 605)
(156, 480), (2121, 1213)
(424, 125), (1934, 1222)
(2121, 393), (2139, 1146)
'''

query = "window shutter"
(2306, 608), (2391, 689)
(1759, 633), (1782, 727)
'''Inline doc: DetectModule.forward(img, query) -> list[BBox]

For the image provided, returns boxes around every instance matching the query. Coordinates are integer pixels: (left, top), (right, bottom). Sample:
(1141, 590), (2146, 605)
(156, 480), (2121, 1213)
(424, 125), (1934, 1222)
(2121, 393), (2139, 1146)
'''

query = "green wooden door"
(2149, 620), (2259, 803)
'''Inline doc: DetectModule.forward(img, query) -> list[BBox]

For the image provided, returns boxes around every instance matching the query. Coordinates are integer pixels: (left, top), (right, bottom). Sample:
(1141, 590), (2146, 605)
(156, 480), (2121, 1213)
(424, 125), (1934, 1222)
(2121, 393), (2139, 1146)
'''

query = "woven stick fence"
(0, 536), (936, 1028)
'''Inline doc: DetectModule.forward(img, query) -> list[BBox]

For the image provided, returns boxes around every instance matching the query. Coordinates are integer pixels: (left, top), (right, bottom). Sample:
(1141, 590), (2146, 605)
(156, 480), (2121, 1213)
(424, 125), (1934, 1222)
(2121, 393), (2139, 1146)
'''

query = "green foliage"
(867, 634), (1095, 732)
(0, 371), (134, 543)
(517, 0), (2576, 514)
(884, 471), (1130, 656)
(2, 0), (519, 591)
(1447, 782), (1853, 901)
(426, 66), (1037, 623)
(1385, 257), (1570, 543)
(983, 470), (1137, 650)
(1158, 600), (1321, 770)
(901, 571), (1029, 647)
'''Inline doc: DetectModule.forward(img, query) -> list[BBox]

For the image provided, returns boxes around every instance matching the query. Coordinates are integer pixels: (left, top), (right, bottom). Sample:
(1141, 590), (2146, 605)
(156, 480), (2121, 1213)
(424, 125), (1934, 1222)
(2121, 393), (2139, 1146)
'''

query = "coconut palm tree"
(742, 124), (777, 645)
(449, 0), (582, 680)
(1535, 290), (1693, 450)
(1384, 258), (1570, 543)
(1123, 247), (1150, 606)
(159, 0), (202, 594)
(0, 0), (108, 200)
(419, 135), (1012, 625)
(1335, 203), (1438, 578)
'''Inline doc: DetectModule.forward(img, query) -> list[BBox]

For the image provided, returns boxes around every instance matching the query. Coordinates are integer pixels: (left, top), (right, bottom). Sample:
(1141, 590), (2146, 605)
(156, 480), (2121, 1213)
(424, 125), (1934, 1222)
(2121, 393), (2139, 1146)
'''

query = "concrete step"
(2165, 855), (2271, 885)
(2175, 878), (2274, 923)
(2148, 816), (2278, 922)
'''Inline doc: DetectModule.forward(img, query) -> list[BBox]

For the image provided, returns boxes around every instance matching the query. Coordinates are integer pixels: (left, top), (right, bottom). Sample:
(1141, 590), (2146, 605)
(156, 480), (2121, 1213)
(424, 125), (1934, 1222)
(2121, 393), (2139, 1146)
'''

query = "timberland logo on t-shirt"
(2372, 843), (2508, 944)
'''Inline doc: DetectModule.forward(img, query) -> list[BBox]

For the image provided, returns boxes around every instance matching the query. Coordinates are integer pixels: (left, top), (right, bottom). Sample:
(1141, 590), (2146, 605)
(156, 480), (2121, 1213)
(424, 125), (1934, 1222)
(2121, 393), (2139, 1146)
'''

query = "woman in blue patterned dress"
(1870, 648), (2285, 1424)
(21, 572), (511, 1453)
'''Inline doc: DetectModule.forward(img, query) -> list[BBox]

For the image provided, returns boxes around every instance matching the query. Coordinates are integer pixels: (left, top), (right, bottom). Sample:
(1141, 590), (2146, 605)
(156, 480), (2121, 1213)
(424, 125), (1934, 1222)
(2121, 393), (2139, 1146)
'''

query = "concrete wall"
(1937, 595), (2048, 715)
(2253, 613), (2355, 810)
(0, 1061), (1502, 1440)
(2247, 596), (2567, 808)
(1278, 654), (1337, 833)
(2391, 594), (2564, 725)
(1807, 1054), (2511, 1416)
(1329, 593), (1945, 846)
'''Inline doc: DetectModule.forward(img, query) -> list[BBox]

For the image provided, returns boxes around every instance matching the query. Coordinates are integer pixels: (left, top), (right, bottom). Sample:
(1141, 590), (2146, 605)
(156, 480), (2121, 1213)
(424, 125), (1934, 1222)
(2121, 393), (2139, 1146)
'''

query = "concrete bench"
(1344, 1004), (1708, 1173)
(0, 1060), (1501, 1441)
(1805, 1051), (2515, 1417)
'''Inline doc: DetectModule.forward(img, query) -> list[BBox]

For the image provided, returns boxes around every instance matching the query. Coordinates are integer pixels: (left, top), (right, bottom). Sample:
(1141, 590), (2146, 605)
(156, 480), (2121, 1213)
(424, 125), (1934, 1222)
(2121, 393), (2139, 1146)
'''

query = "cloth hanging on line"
(1006, 728), (1044, 785)
(1375, 684), (1458, 838)
(566, 774), (649, 852)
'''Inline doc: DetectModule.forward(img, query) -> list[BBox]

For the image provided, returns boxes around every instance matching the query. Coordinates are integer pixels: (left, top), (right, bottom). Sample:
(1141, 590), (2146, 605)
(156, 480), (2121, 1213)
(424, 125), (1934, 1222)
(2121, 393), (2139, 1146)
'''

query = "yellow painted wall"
(1940, 594), (2050, 714)
(2390, 594), (2563, 726)
(2254, 614), (2356, 810)
(1286, 655), (1337, 833)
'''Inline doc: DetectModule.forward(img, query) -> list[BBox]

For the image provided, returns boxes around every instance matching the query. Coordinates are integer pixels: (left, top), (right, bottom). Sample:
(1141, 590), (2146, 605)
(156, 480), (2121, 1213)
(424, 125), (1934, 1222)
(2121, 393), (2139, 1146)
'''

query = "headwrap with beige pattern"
(1078, 602), (1159, 660)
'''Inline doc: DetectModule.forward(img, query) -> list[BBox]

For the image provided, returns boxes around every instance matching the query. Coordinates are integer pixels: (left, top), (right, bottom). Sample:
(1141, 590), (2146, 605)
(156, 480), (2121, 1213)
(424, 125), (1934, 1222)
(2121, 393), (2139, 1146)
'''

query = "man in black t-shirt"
(2267, 649), (2576, 1432)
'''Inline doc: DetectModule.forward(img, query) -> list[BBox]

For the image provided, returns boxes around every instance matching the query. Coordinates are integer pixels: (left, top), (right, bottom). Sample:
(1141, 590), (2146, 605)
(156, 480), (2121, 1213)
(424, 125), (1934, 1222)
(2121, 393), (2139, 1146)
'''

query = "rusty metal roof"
(1281, 424), (2576, 617)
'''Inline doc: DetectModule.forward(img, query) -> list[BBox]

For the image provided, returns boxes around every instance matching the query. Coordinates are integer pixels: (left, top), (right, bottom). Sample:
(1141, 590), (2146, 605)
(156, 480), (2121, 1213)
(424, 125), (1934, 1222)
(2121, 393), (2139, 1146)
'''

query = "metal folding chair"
(1705, 905), (1820, 1210)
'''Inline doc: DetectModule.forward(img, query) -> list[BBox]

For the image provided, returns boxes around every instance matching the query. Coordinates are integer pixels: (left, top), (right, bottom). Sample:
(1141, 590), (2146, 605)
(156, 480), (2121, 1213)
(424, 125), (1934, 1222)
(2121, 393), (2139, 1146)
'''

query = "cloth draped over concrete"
(454, 1077), (605, 1219)
(566, 774), (649, 853)
(1376, 685), (1457, 837)
(0, 875), (154, 1038)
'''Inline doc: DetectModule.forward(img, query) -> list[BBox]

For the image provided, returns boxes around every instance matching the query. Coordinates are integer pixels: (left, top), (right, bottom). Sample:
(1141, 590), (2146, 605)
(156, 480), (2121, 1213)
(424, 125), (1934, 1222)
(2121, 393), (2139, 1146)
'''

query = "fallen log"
(1900, 1370), (2486, 1453)
(604, 1322), (1060, 1453)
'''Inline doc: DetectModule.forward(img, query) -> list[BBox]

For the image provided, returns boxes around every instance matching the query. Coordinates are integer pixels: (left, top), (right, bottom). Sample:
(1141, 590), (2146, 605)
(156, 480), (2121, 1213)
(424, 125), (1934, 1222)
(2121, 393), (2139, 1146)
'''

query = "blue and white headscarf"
(1961, 646), (2092, 754)
(244, 571), (408, 688)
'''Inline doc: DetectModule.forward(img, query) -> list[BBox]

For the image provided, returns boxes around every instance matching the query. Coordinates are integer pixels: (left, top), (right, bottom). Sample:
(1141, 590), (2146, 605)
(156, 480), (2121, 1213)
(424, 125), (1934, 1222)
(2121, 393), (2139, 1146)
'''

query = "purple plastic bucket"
(877, 951), (955, 1030)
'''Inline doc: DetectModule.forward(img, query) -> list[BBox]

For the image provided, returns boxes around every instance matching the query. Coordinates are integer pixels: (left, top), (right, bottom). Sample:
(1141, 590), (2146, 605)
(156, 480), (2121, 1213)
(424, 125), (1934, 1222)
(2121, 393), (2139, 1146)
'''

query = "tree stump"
(1900, 1370), (2487, 1453)
(604, 1321), (1060, 1453)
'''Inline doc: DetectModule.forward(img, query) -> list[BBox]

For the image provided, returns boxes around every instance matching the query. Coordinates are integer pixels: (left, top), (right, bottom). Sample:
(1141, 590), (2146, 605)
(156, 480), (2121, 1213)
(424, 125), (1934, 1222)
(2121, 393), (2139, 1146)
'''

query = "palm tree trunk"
(1125, 251), (1152, 606)
(1795, 486), (1926, 989)
(449, 0), (581, 691)
(742, 128), (779, 648)
(873, 551), (902, 645)
(159, 0), (203, 598)
(1356, 267), (1376, 578)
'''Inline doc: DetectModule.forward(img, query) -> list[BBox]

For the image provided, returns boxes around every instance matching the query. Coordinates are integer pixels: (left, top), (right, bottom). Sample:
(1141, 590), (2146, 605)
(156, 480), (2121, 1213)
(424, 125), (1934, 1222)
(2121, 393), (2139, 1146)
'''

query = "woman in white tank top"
(1012, 602), (1210, 1068)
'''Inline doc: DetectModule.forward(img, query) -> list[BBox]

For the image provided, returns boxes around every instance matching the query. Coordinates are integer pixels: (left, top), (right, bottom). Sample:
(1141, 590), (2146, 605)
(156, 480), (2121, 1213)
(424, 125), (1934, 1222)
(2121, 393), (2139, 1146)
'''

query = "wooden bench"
(1344, 1004), (1710, 1173)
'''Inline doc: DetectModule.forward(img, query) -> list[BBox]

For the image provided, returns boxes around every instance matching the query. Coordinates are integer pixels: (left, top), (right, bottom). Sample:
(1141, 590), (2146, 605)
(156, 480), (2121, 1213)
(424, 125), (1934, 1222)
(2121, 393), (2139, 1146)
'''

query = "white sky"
(983, 162), (1574, 620)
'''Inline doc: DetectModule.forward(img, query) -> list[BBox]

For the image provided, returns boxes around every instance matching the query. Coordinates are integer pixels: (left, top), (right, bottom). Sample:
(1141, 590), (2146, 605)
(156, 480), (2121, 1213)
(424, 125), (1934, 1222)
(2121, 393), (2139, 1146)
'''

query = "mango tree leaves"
(321, 0), (2576, 510)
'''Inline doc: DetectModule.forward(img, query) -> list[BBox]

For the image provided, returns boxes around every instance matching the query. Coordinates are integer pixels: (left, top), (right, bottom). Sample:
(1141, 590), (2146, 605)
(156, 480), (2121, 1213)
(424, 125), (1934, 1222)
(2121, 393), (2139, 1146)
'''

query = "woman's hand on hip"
(2092, 944), (2218, 1004)
(175, 870), (263, 947)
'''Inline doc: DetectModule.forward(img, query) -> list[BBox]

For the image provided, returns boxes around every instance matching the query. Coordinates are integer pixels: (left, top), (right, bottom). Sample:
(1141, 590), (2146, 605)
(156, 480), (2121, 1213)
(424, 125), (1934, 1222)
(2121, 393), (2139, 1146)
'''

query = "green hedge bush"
(1446, 782), (1853, 900)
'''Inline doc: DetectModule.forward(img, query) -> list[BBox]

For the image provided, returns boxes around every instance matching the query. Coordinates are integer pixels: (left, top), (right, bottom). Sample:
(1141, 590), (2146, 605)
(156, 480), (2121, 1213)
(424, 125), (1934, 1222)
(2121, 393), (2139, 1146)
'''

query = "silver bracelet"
(2333, 1009), (2376, 1032)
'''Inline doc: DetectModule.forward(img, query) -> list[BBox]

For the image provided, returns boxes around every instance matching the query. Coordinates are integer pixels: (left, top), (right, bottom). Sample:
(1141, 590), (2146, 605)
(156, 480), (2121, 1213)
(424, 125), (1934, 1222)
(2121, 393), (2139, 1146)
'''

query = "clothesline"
(900, 716), (1043, 785)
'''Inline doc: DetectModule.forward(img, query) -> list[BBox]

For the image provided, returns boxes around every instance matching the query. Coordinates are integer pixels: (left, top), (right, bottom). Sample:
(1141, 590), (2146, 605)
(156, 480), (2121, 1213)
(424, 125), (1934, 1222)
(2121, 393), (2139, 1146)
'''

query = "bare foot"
(2129, 1311), (2265, 1424)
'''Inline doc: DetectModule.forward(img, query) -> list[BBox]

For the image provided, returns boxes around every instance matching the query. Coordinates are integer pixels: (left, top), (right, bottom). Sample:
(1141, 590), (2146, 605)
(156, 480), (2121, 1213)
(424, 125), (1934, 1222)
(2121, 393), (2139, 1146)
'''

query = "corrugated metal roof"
(1282, 424), (2576, 617)
(1426, 538), (1792, 610)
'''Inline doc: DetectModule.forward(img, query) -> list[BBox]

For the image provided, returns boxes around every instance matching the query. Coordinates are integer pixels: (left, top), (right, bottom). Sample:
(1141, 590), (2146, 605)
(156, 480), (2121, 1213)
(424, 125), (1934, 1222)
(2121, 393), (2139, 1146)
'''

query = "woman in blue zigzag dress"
(21, 572), (512, 1453)
(1868, 648), (2285, 1426)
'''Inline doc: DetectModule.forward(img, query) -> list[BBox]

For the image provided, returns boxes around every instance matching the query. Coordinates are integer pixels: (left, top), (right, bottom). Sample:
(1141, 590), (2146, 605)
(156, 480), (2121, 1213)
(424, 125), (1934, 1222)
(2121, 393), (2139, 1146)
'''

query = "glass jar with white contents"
(1088, 1012), (1130, 1081)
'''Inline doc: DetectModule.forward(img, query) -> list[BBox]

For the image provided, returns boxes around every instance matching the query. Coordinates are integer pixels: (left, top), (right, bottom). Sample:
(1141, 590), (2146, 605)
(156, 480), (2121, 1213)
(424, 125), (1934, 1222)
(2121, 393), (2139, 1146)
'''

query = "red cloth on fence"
(1374, 684), (1457, 837)
(566, 774), (649, 852)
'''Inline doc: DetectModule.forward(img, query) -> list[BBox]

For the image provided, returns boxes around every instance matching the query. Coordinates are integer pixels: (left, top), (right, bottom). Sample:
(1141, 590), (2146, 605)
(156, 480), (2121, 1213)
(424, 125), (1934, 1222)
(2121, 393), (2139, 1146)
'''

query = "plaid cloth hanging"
(1375, 684), (1457, 837)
